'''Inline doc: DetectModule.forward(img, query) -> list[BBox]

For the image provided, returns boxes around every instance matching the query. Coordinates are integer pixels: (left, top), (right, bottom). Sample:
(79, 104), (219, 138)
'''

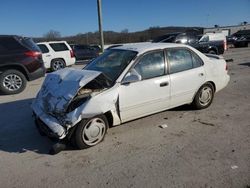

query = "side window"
(167, 49), (193, 74)
(0, 37), (24, 52)
(49, 43), (69, 52)
(192, 52), (203, 68)
(38, 44), (49, 53)
(134, 51), (165, 80)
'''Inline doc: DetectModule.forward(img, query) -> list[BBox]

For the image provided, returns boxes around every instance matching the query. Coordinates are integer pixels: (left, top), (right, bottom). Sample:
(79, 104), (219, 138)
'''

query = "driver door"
(119, 50), (171, 122)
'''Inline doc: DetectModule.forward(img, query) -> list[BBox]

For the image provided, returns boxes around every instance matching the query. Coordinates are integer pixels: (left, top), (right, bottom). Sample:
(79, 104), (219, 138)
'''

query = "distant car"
(37, 41), (75, 71)
(0, 35), (45, 94)
(32, 43), (230, 150)
(230, 29), (250, 47)
(70, 44), (99, 61)
(153, 32), (226, 55)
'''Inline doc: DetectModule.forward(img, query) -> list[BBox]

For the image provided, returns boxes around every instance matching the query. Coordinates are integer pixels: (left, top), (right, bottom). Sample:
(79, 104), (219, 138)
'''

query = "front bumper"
(32, 105), (67, 139)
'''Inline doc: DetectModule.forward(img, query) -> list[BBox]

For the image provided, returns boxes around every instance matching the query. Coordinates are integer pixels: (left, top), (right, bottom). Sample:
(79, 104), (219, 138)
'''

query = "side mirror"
(121, 70), (141, 85)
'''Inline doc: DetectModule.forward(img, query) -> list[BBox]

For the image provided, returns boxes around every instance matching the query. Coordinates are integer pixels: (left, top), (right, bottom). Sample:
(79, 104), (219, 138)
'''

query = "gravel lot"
(0, 48), (249, 188)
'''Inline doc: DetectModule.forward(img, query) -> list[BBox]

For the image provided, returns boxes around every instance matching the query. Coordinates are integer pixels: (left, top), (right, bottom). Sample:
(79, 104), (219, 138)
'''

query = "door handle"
(199, 73), (204, 77)
(160, 81), (169, 87)
(46, 55), (51, 57)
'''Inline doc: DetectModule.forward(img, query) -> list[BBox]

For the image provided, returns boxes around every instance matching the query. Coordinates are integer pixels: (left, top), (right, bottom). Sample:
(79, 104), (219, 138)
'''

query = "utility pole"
(97, 0), (104, 52)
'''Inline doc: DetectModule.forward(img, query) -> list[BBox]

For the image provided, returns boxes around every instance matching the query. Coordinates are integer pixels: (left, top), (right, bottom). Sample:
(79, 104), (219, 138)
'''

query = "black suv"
(153, 32), (225, 55)
(0, 35), (45, 94)
(70, 44), (100, 61)
(230, 30), (250, 47)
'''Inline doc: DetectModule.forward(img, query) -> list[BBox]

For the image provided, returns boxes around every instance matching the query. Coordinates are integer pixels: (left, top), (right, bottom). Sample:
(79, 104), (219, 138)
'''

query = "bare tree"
(43, 30), (61, 41)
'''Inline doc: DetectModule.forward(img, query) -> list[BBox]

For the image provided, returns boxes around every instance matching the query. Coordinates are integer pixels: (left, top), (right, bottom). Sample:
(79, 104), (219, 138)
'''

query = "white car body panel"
(119, 75), (170, 122)
(37, 41), (75, 69)
(32, 43), (230, 139)
(169, 66), (205, 107)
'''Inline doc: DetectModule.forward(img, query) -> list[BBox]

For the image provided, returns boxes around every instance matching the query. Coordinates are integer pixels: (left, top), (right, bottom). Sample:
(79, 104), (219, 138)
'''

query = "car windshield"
(84, 49), (137, 84)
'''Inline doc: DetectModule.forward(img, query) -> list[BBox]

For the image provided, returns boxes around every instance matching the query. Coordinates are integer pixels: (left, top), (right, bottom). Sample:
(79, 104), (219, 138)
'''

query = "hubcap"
(53, 60), (64, 70)
(3, 74), (22, 91)
(199, 86), (212, 106)
(82, 118), (106, 146)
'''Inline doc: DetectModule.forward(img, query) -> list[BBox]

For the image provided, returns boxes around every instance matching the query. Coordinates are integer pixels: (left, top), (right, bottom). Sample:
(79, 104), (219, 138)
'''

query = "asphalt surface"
(0, 48), (249, 188)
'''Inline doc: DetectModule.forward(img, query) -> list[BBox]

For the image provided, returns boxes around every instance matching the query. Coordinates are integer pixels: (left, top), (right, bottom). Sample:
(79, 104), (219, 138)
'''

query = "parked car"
(32, 43), (230, 150)
(153, 32), (226, 55)
(70, 44), (99, 61)
(37, 41), (75, 71)
(0, 35), (45, 94)
(229, 29), (250, 47)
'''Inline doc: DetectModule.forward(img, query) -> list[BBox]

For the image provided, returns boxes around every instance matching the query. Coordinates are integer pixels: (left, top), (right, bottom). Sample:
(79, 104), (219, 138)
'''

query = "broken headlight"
(66, 88), (93, 113)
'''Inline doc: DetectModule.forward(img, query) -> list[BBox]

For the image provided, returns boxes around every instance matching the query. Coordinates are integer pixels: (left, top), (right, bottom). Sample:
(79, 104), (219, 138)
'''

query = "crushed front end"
(31, 68), (110, 140)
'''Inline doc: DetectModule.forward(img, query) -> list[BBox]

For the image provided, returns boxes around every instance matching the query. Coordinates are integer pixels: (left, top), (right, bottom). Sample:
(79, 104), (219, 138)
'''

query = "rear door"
(166, 48), (205, 107)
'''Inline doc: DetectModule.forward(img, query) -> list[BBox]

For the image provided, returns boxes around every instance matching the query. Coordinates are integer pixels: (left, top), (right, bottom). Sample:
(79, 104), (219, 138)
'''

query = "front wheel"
(74, 115), (108, 149)
(192, 83), (214, 110)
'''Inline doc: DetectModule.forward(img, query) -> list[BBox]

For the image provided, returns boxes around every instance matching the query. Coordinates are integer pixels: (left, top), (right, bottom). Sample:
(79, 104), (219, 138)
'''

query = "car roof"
(37, 41), (68, 44)
(113, 42), (188, 54)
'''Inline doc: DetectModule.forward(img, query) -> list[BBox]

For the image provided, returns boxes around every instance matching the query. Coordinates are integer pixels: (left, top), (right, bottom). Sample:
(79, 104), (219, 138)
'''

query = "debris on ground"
(159, 124), (168, 129)
(231, 165), (238, 169)
(193, 118), (215, 126)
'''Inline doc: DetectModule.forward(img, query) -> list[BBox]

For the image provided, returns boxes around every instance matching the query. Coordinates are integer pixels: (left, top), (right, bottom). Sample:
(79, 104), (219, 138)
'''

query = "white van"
(37, 41), (76, 71)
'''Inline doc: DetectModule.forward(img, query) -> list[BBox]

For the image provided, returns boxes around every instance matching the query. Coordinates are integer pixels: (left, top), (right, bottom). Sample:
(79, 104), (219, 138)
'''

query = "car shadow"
(239, 62), (250, 67)
(0, 98), (54, 155)
(168, 104), (195, 111)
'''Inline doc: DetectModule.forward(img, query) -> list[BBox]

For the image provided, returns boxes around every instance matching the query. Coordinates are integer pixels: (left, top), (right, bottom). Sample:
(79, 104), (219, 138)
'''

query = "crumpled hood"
(32, 68), (101, 115)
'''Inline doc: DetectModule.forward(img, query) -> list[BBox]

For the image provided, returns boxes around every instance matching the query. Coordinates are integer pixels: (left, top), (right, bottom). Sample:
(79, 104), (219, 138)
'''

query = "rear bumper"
(28, 65), (46, 81)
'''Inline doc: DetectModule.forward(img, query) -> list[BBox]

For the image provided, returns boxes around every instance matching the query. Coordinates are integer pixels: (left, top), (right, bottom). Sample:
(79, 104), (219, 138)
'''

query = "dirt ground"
(0, 48), (249, 188)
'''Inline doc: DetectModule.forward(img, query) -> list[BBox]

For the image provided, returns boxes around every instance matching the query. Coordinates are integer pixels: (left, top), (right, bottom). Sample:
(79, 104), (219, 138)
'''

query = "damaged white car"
(32, 43), (230, 149)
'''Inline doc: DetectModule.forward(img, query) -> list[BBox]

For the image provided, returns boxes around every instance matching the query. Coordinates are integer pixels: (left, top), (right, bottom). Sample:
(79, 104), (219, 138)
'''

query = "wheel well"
(207, 81), (216, 92)
(104, 111), (113, 128)
(208, 47), (218, 54)
(51, 58), (65, 64)
(0, 65), (29, 80)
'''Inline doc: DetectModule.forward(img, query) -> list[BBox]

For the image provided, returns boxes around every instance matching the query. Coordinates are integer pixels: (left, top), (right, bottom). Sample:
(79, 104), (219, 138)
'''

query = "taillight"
(25, 51), (42, 58)
(70, 50), (74, 58)
(224, 39), (227, 51)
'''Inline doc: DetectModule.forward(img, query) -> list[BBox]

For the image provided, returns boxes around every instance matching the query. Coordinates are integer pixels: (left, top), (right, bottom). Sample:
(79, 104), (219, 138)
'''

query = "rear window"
(235, 30), (250, 35)
(49, 43), (69, 52)
(74, 45), (89, 50)
(0, 37), (25, 53)
(19, 38), (41, 52)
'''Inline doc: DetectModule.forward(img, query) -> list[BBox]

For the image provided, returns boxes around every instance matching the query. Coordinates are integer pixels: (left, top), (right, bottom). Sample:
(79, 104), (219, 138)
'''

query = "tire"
(74, 115), (108, 149)
(192, 83), (214, 110)
(0, 69), (27, 94)
(51, 59), (65, 71)
(208, 50), (216, 55)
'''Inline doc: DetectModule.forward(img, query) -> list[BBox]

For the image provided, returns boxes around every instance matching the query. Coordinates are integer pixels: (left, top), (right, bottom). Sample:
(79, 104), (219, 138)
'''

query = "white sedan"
(32, 43), (230, 149)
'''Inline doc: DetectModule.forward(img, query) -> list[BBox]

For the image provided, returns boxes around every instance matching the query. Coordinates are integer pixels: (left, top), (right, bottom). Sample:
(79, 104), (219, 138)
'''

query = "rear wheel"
(51, 59), (65, 71)
(192, 83), (214, 110)
(208, 50), (216, 54)
(74, 115), (108, 149)
(0, 69), (27, 94)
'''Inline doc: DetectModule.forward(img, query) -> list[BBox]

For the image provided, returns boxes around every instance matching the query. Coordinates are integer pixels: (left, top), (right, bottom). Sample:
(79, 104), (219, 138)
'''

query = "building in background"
(204, 23), (250, 36)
